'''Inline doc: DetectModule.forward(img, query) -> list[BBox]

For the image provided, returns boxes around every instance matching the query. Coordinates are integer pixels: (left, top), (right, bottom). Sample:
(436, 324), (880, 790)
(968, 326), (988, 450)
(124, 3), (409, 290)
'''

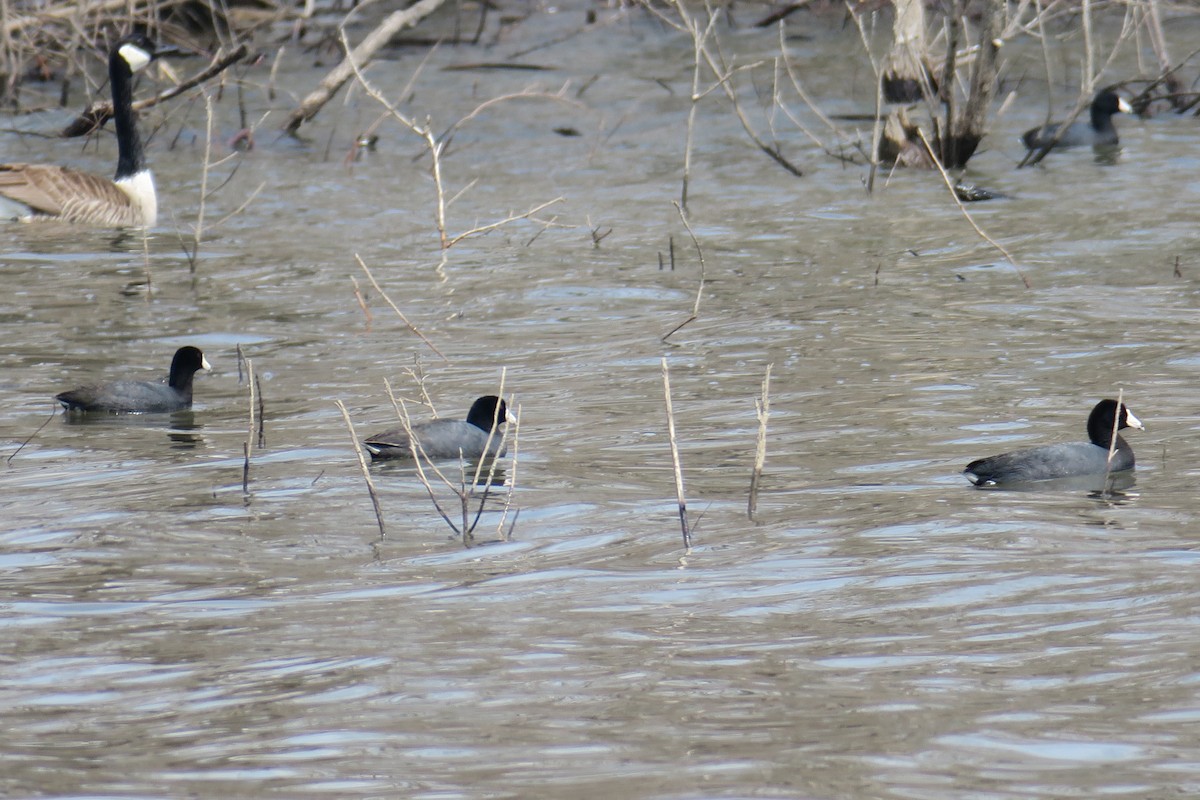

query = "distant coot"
(964, 399), (1143, 486)
(1022, 89), (1133, 150)
(364, 395), (511, 461)
(56, 346), (211, 413)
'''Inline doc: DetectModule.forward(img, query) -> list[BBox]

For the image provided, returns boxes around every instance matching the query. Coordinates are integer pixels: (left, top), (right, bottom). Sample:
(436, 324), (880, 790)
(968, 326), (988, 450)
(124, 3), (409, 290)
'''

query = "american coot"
(56, 346), (211, 413)
(1021, 89), (1133, 150)
(964, 399), (1143, 486)
(0, 34), (175, 226)
(364, 395), (511, 461)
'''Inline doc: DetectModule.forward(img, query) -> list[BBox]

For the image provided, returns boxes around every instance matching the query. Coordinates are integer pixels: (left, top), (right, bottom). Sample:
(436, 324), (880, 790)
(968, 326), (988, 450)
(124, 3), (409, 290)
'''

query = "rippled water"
(2, 5), (1200, 798)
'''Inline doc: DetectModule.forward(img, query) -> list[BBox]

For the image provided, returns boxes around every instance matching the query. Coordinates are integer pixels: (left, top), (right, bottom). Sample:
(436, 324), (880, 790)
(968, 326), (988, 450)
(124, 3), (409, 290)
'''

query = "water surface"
(2, 5), (1199, 798)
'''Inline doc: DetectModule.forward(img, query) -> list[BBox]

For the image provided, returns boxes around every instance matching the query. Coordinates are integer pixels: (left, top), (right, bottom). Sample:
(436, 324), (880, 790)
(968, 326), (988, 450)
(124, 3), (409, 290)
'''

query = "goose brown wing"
(0, 163), (139, 223)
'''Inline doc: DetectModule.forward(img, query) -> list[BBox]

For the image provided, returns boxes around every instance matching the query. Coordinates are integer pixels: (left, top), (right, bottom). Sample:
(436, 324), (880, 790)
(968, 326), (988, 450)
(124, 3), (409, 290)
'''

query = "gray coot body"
(964, 399), (1143, 486)
(56, 346), (211, 413)
(1021, 90), (1133, 150)
(364, 395), (510, 461)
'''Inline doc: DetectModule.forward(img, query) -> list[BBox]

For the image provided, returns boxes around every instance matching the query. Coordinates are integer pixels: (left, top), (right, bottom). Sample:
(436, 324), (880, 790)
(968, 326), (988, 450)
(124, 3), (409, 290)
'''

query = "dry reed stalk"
(351, 275), (373, 327)
(283, 0), (448, 134)
(139, 228), (153, 301)
(385, 383), (451, 495)
(469, 368), (507, 489)
(915, 127), (1031, 289)
(398, 362), (435, 414)
(496, 401), (520, 541)
(355, 254), (446, 361)
(336, 398), (386, 538)
(662, 201), (706, 342)
(845, 2), (885, 189)
(661, 358), (691, 551)
(338, 26), (568, 248)
(186, 91), (215, 272)
(748, 364), (772, 521)
(267, 45), (283, 102)
(679, 0), (719, 211)
(445, 198), (566, 249)
(777, 27), (869, 164)
(642, 0), (801, 180)
(211, 180), (268, 230)
(335, 26), (450, 243)
(383, 382), (465, 537)
(1104, 387), (1125, 477)
(382, 376), (514, 544)
(464, 374), (511, 540)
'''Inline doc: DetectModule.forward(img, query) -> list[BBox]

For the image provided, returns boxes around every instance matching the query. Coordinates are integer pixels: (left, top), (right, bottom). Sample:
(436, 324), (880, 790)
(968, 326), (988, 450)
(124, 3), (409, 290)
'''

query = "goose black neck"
(110, 50), (145, 180)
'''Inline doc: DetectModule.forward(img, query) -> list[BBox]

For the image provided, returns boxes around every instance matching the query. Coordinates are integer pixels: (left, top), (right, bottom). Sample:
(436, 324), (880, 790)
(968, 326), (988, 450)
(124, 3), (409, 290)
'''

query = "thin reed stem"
(336, 399), (386, 538)
(662, 201), (707, 342)
(355, 254), (447, 361)
(916, 127), (1031, 289)
(661, 358), (691, 551)
(748, 364), (772, 520)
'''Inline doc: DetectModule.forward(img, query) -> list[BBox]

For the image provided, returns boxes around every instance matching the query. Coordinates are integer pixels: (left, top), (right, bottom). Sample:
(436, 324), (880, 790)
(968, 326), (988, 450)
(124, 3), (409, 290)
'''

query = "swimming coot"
(1021, 89), (1133, 150)
(964, 399), (1143, 486)
(55, 346), (210, 413)
(364, 395), (511, 461)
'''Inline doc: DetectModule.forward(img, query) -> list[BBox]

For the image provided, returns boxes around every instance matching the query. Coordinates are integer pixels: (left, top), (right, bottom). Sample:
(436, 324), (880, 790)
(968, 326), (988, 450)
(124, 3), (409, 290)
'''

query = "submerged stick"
(255, 371), (266, 448)
(243, 358), (255, 496)
(662, 358), (691, 551)
(336, 399), (386, 538)
(242, 442), (251, 497)
(748, 364), (773, 520)
(8, 408), (56, 464)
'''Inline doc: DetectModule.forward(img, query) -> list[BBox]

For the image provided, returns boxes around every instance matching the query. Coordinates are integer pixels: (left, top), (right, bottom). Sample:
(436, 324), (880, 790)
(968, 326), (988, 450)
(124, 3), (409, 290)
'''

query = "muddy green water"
(2, 5), (1200, 798)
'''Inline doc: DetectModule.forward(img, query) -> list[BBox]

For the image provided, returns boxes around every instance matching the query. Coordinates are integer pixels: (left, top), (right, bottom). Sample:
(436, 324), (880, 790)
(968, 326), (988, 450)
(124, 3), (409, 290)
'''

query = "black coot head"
(1091, 89), (1127, 117)
(1086, 398), (1142, 446)
(168, 346), (210, 389)
(465, 395), (509, 431)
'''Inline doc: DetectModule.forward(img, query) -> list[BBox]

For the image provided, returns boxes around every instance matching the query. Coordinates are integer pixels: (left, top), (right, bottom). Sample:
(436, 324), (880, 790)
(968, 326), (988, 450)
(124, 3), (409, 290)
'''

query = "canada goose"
(0, 33), (173, 226)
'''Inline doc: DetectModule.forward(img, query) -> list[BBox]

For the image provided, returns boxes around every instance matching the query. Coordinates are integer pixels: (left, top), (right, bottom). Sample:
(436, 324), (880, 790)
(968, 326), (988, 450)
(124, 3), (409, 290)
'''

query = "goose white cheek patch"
(118, 43), (153, 73)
